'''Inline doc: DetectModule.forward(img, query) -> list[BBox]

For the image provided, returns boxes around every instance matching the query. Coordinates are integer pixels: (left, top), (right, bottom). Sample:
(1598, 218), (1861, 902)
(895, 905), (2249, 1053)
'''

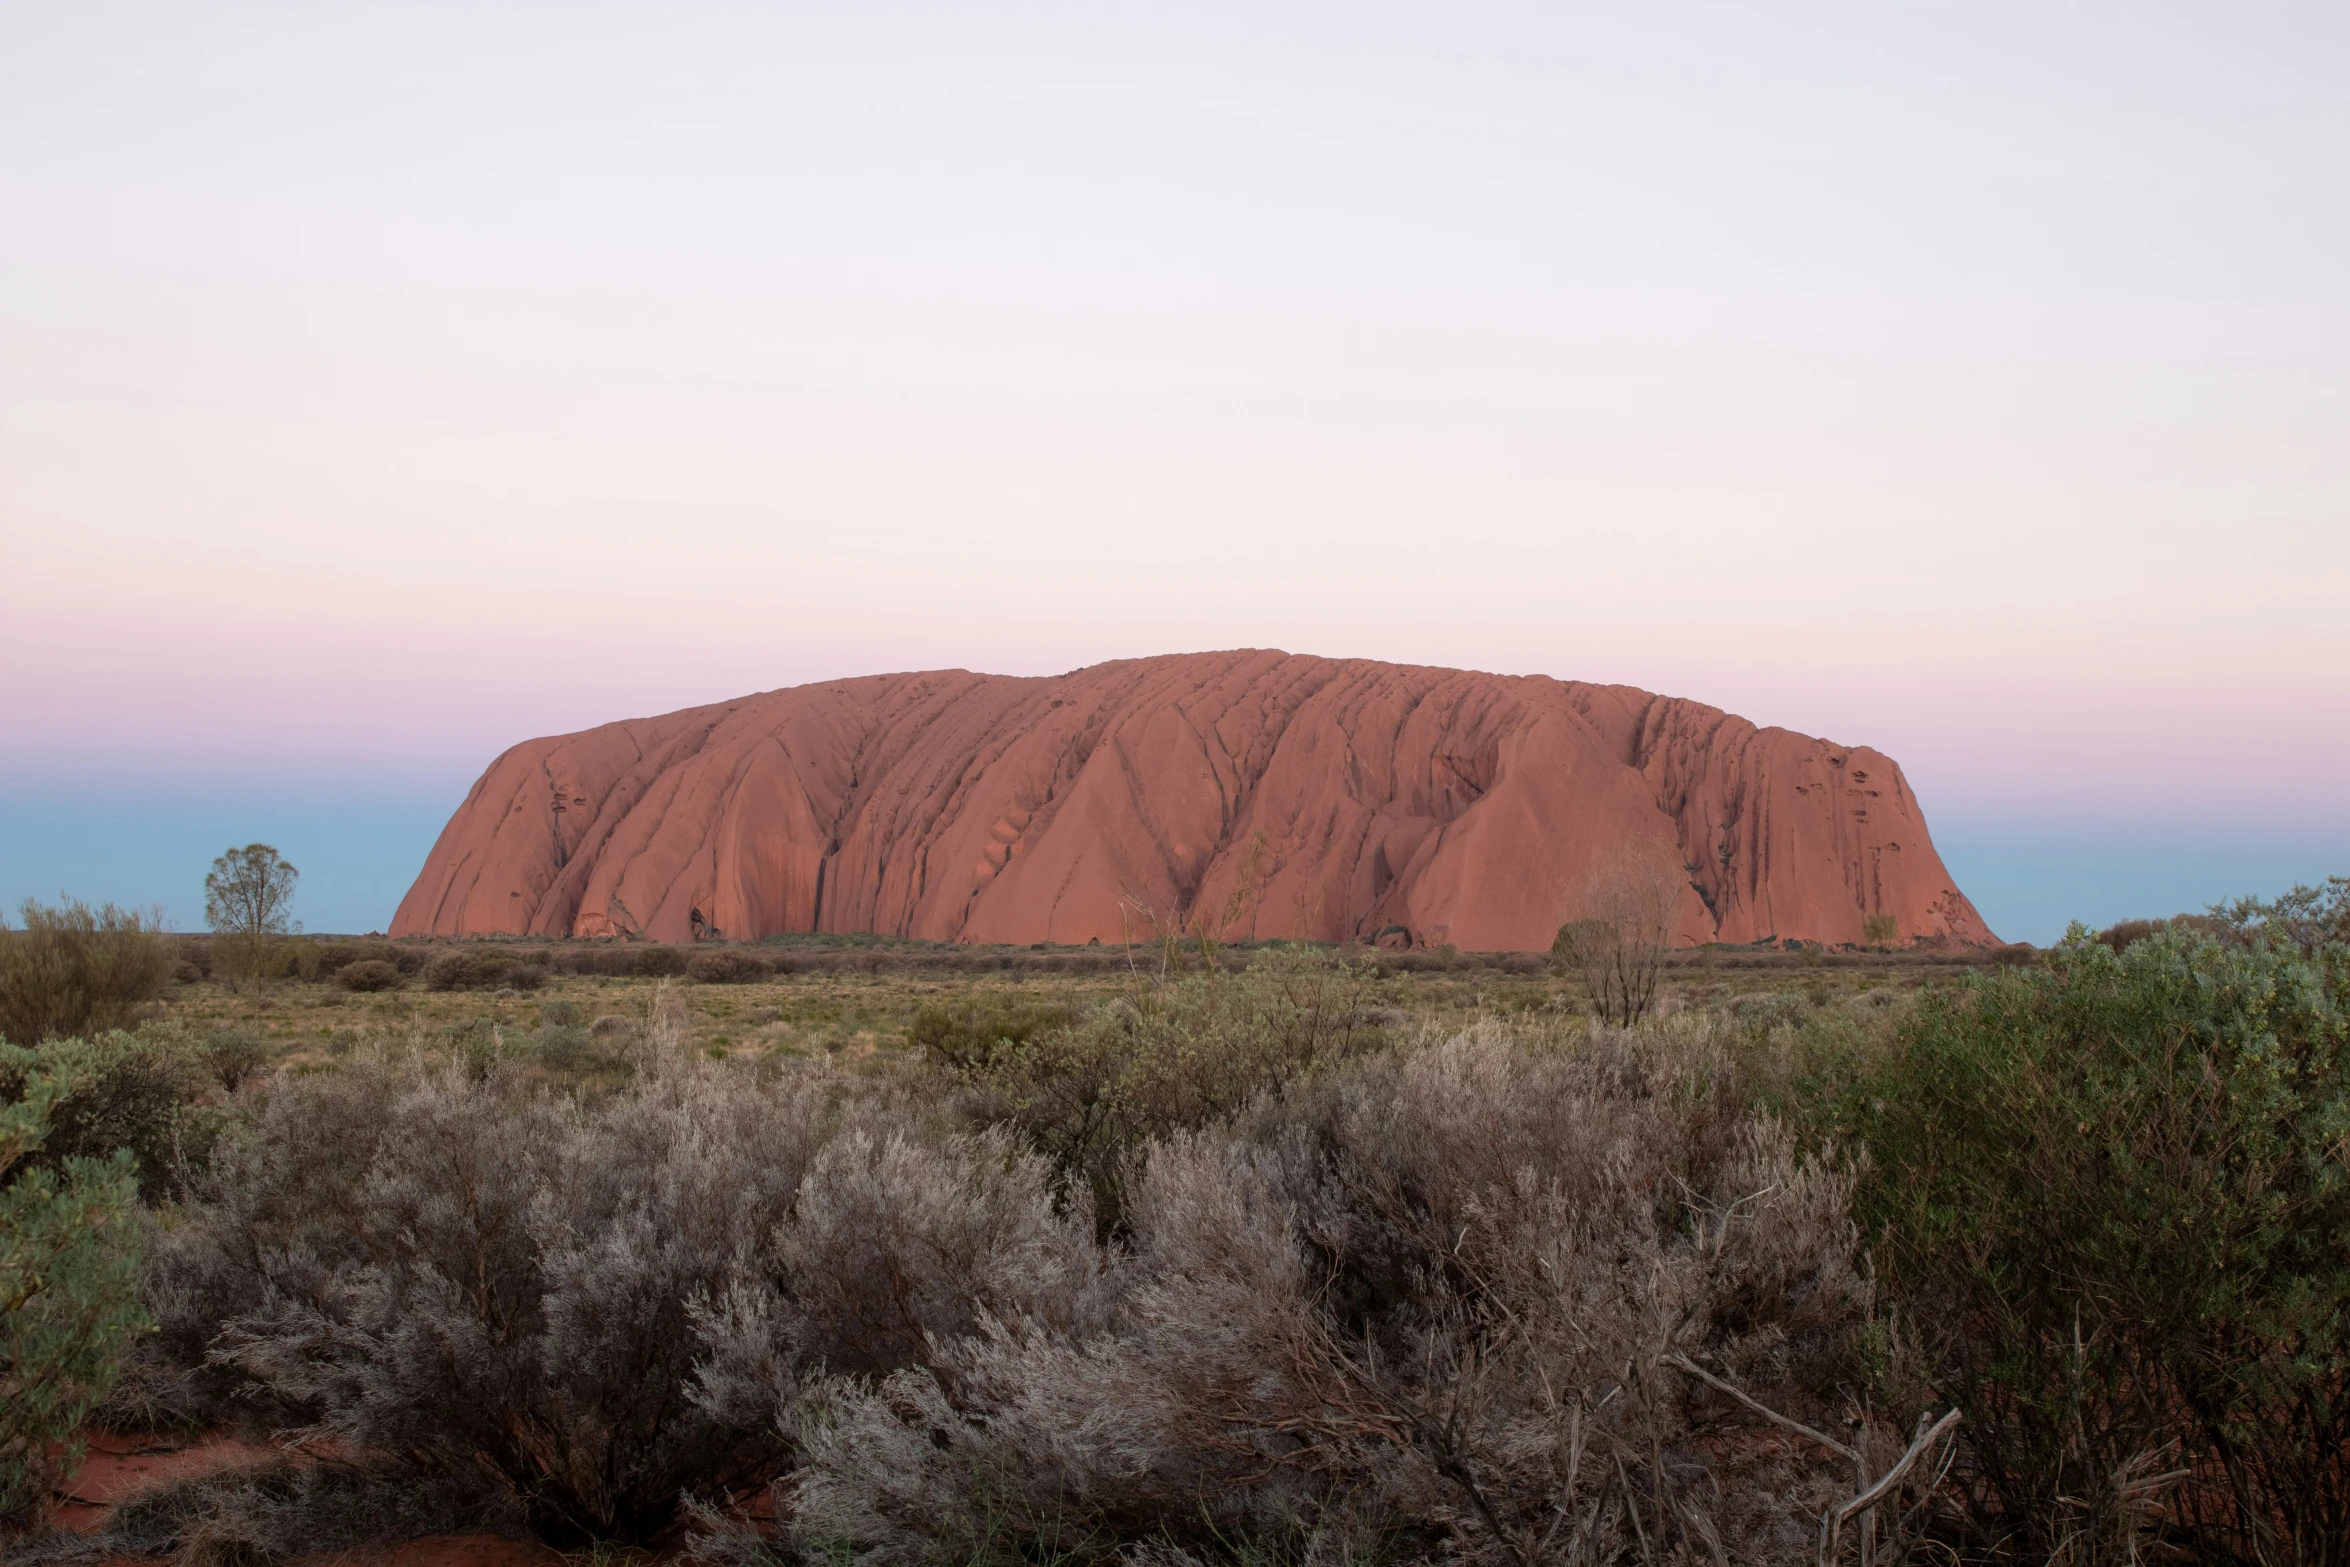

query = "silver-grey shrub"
(141, 1048), (1110, 1548)
(792, 1023), (1876, 1565)
(135, 995), (1889, 1562)
(210, 1061), (815, 1542)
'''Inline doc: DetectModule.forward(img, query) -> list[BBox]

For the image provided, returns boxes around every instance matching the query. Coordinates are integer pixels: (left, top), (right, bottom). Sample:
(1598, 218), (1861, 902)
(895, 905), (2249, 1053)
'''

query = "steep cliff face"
(391, 651), (1996, 950)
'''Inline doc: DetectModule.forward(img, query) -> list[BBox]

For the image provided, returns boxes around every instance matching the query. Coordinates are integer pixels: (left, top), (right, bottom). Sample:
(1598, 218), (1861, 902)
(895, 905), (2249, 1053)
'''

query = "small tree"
(1861, 912), (1899, 949)
(204, 844), (299, 991)
(1552, 847), (1678, 1026)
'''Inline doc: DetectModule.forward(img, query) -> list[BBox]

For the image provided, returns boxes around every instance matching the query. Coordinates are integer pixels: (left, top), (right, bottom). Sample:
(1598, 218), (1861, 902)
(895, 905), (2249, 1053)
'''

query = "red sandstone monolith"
(392, 651), (1995, 950)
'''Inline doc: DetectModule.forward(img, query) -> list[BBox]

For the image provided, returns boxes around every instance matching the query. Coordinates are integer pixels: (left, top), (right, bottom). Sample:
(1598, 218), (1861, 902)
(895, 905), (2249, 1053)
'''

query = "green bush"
(193, 1029), (271, 1094)
(0, 1029), (196, 1199)
(1844, 922), (2350, 1562)
(907, 994), (1072, 1071)
(531, 1024), (595, 1072)
(2214, 873), (2350, 956)
(973, 947), (1384, 1228)
(0, 898), (172, 1044)
(0, 1038), (150, 1527)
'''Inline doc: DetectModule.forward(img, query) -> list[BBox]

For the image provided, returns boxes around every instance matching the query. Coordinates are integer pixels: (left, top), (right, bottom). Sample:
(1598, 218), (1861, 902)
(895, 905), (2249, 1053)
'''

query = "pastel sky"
(4, 2), (2345, 942)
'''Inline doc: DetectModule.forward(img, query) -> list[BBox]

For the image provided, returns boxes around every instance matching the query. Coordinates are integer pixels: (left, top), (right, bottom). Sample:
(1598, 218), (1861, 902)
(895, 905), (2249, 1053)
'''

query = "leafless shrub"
(1552, 849), (1679, 1026)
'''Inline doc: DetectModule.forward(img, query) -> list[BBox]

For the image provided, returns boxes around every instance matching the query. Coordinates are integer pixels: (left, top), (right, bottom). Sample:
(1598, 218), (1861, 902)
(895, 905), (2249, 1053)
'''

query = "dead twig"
(1663, 1352), (1857, 1462)
(1818, 1409), (1963, 1567)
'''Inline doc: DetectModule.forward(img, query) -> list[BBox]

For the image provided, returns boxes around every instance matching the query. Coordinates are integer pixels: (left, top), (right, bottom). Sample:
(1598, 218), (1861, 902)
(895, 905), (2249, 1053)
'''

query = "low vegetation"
(1, 1036), (150, 1526)
(0, 880), (2341, 1564)
(1840, 897), (2350, 1563)
(0, 898), (172, 1044)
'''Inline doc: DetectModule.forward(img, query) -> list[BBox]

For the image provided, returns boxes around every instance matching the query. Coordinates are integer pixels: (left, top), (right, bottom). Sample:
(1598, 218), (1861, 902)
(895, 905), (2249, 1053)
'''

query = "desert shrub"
(907, 994), (1072, 1071)
(789, 1024), (1894, 1565)
(0, 897), (172, 1044)
(191, 1029), (271, 1095)
(127, 1061), (413, 1433)
(539, 1000), (580, 1027)
(186, 1064), (815, 1542)
(335, 959), (401, 993)
(1549, 851), (1677, 1026)
(555, 945), (644, 978)
(682, 1123), (1114, 1516)
(2213, 874), (2350, 956)
(970, 947), (1384, 1227)
(502, 962), (547, 992)
(589, 1014), (638, 1046)
(634, 945), (689, 978)
(1728, 989), (1813, 1033)
(686, 949), (771, 984)
(1845, 926), (2350, 1562)
(1, 1039), (150, 1528)
(0, 1029), (196, 1199)
(2091, 917), (2164, 952)
(315, 939), (408, 977)
(531, 1024), (595, 1072)
(421, 950), (521, 991)
(129, 1045), (1116, 1549)
(157, 1052), (1089, 1547)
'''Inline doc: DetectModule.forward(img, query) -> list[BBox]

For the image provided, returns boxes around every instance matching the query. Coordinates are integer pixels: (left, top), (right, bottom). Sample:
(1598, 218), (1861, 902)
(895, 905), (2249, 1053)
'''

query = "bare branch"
(1817, 1408), (1963, 1567)
(1663, 1352), (1856, 1463)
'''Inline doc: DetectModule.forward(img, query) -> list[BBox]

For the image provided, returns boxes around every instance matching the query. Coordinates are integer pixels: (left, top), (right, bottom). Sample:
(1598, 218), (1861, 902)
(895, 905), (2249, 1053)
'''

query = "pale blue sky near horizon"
(3, 1), (2345, 941)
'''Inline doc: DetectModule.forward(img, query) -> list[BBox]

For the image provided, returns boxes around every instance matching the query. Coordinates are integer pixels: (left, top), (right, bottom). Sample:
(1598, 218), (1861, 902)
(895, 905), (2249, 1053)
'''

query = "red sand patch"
(51, 1429), (278, 1534)
(48, 1431), (568, 1566)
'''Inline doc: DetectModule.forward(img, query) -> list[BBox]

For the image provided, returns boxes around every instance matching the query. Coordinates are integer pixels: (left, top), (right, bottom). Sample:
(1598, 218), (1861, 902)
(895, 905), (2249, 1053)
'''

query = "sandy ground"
(47, 1431), (569, 1565)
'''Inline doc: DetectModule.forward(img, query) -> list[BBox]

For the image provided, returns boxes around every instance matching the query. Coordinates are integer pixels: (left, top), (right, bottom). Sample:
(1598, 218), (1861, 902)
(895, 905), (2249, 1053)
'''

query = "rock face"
(391, 651), (1996, 950)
